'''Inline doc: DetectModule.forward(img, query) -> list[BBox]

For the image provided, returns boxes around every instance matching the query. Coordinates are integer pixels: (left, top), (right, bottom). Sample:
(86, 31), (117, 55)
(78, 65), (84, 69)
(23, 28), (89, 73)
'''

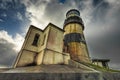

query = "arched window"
(32, 33), (40, 46)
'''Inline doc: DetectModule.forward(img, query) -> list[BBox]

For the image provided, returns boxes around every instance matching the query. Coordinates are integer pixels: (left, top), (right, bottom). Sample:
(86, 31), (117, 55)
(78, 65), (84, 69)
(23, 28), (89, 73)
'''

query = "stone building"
(14, 23), (70, 67)
(14, 9), (91, 68)
(92, 59), (110, 68)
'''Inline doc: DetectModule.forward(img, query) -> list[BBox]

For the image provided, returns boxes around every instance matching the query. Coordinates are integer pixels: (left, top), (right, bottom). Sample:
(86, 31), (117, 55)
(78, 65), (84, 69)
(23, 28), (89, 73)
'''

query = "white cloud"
(20, 0), (82, 29)
(0, 30), (14, 43)
(21, 0), (99, 30)
(0, 0), (13, 9)
(17, 12), (23, 21)
(0, 19), (4, 22)
(0, 30), (24, 67)
(1, 13), (7, 17)
(0, 65), (8, 68)
(105, 0), (120, 5)
(0, 30), (24, 52)
(21, 0), (51, 29)
(13, 33), (24, 51)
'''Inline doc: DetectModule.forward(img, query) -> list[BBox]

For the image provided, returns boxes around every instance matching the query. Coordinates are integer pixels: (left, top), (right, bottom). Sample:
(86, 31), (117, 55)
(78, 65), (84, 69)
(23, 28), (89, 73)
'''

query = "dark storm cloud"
(0, 39), (17, 67)
(43, 0), (85, 28)
(43, 1), (66, 28)
(85, 0), (120, 69)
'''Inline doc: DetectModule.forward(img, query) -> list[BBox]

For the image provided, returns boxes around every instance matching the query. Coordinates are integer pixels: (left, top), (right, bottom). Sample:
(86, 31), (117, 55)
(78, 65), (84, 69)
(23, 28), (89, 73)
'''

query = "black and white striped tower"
(63, 9), (90, 63)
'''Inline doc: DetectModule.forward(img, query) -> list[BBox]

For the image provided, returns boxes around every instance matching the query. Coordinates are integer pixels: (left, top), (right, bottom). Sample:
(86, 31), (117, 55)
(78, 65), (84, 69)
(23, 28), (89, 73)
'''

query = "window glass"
(32, 33), (40, 46)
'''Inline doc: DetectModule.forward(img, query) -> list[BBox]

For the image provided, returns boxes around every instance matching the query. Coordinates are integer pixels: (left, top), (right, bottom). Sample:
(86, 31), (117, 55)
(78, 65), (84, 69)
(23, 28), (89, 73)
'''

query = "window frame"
(32, 33), (40, 46)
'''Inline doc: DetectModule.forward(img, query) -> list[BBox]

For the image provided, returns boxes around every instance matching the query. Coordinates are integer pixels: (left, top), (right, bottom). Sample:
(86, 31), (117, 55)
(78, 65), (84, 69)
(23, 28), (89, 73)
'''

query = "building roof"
(24, 23), (64, 39)
(66, 9), (80, 17)
(92, 59), (110, 62)
(30, 23), (64, 32)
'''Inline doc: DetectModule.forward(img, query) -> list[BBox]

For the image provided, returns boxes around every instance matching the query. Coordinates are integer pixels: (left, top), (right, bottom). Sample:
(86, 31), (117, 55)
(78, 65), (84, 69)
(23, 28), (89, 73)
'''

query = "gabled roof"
(24, 23), (64, 39)
(30, 23), (64, 32)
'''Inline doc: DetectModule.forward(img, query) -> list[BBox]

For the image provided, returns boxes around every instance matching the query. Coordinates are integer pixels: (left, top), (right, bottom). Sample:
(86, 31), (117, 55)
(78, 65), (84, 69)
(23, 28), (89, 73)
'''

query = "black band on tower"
(64, 33), (86, 46)
(63, 16), (84, 30)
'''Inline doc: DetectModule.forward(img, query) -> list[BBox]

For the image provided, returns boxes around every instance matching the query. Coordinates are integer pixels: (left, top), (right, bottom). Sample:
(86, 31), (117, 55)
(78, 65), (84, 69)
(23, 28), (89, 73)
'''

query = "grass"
(87, 63), (120, 72)
(77, 61), (120, 72)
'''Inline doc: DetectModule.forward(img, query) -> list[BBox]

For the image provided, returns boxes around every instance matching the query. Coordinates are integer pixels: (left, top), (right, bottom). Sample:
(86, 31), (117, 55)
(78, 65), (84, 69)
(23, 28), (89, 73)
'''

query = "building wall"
(47, 26), (64, 53)
(36, 50), (44, 65)
(94, 62), (103, 67)
(14, 26), (44, 67)
(37, 24), (65, 65)
(63, 52), (70, 64)
(43, 49), (64, 64)
(64, 23), (83, 35)
(23, 26), (43, 52)
(16, 50), (37, 67)
(38, 26), (50, 52)
(78, 42), (90, 62)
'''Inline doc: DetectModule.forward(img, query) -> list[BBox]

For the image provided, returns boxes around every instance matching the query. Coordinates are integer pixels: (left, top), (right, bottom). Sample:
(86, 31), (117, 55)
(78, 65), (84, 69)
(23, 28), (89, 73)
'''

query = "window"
(32, 33), (40, 46)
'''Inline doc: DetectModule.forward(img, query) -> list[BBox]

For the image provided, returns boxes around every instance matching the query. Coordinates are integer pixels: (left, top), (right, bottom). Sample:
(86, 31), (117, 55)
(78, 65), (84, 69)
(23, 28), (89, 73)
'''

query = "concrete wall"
(36, 24), (65, 65)
(14, 26), (44, 67)
(1, 72), (120, 80)
(63, 52), (70, 64)
(93, 62), (103, 67)
(36, 50), (45, 65)
(47, 26), (64, 53)
(23, 26), (43, 52)
(43, 49), (64, 64)
(38, 26), (50, 52)
(16, 50), (37, 67)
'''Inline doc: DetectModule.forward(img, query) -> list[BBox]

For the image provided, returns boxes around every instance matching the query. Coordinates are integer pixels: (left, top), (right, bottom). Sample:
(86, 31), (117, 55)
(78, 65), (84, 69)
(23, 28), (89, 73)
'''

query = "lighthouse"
(2, 9), (115, 79)
(63, 9), (90, 63)
(14, 9), (91, 68)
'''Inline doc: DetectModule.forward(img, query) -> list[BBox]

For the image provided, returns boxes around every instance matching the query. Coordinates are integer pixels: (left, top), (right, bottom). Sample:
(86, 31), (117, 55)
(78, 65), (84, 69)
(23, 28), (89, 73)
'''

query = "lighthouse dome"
(66, 9), (80, 18)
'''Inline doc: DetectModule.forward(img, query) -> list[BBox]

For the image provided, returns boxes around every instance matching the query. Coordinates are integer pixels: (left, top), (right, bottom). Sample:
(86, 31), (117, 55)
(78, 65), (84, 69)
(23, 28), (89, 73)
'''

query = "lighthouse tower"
(63, 9), (90, 63)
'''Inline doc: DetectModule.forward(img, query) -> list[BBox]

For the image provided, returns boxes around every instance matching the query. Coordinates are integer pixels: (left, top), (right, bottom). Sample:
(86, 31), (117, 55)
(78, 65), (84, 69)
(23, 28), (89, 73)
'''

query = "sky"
(0, 0), (120, 70)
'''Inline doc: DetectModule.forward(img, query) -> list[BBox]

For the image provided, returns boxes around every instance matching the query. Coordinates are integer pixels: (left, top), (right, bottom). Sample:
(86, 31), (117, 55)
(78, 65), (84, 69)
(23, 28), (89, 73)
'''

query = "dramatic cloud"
(84, 0), (120, 69)
(0, 19), (4, 22)
(16, 12), (23, 21)
(21, 0), (83, 29)
(0, 30), (24, 67)
(0, 39), (16, 67)
(0, 30), (24, 52)
(20, 0), (50, 29)
(1, 13), (7, 17)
